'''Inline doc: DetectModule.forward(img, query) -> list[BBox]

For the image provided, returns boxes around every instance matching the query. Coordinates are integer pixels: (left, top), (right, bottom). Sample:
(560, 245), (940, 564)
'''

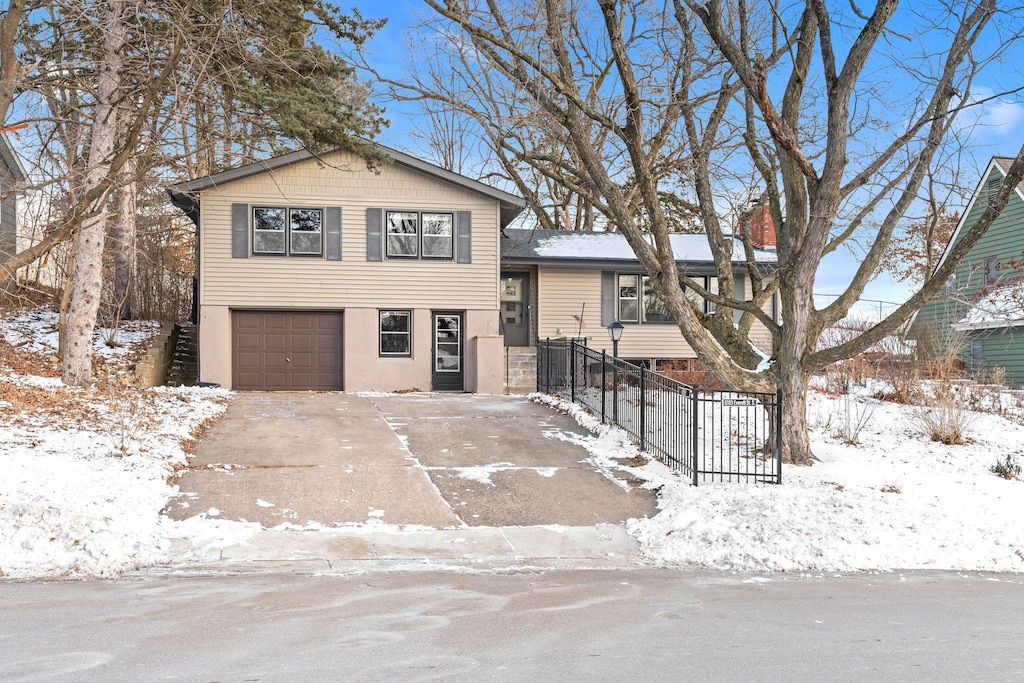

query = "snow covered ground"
(536, 390), (1024, 573)
(0, 310), (257, 578)
(3, 305), (1023, 577)
(1, 309), (158, 365)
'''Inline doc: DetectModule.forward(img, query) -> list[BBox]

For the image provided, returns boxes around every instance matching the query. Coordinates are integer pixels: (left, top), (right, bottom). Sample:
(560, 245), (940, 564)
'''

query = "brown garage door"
(232, 310), (343, 391)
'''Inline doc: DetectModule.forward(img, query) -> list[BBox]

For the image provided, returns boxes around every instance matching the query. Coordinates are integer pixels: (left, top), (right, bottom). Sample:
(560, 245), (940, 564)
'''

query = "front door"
(500, 272), (530, 347)
(432, 311), (464, 391)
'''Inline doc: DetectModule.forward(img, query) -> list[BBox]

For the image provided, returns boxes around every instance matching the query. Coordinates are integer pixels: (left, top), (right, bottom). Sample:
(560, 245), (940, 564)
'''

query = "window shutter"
(325, 207), (342, 261)
(231, 203), (248, 258)
(601, 271), (615, 326)
(366, 208), (382, 261)
(456, 211), (472, 263)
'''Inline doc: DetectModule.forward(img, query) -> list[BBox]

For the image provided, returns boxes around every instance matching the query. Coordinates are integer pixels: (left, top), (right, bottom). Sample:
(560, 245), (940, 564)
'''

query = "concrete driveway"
(168, 392), (655, 529)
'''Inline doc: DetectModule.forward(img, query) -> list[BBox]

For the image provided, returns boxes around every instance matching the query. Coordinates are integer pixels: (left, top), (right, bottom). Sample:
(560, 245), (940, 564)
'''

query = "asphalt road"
(2, 569), (1023, 682)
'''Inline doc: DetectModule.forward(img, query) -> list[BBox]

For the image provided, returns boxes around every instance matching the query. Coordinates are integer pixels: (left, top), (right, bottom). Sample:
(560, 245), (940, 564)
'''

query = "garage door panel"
(315, 350), (341, 368)
(263, 312), (287, 325)
(236, 335), (260, 351)
(236, 351), (261, 368)
(289, 314), (314, 331)
(290, 372), (314, 387)
(235, 311), (260, 328)
(232, 311), (343, 391)
(316, 333), (340, 351)
(263, 334), (288, 352)
(291, 335), (313, 352)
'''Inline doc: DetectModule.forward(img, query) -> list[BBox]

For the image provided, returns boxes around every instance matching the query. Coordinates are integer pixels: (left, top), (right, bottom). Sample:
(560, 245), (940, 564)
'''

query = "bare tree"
(0, 0), (27, 124)
(408, 0), (1024, 463)
(109, 157), (137, 320)
(3, 0), (388, 384)
(880, 208), (960, 286)
(61, 0), (126, 385)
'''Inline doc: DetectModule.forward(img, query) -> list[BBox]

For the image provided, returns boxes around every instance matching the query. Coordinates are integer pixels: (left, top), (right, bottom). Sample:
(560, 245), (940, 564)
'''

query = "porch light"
(608, 321), (624, 357)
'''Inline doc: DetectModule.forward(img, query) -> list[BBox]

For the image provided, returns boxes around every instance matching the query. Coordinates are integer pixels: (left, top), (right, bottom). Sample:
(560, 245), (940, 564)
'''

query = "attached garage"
(232, 310), (343, 391)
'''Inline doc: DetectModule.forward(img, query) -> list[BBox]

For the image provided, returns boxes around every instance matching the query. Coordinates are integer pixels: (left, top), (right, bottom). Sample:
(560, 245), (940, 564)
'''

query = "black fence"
(538, 338), (782, 485)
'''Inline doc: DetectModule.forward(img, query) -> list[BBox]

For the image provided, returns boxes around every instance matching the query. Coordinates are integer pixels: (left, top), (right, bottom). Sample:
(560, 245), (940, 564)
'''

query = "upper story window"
(386, 210), (454, 260)
(985, 256), (998, 285)
(617, 274), (715, 323)
(252, 206), (323, 257)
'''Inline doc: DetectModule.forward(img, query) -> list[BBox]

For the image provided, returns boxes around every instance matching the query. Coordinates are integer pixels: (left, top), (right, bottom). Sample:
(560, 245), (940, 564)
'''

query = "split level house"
(0, 132), (27, 270)
(500, 220), (779, 391)
(908, 156), (1024, 386)
(169, 144), (781, 393)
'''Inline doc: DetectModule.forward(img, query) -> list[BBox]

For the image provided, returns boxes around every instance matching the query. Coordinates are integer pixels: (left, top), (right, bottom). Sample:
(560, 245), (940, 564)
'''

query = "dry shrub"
(0, 335), (61, 378)
(0, 283), (58, 313)
(655, 358), (730, 389)
(0, 380), (103, 428)
(831, 393), (877, 445)
(910, 398), (976, 445)
(102, 387), (159, 454)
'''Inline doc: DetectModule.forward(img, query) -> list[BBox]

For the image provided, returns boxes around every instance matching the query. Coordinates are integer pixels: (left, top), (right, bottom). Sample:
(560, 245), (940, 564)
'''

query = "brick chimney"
(746, 203), (776, 250)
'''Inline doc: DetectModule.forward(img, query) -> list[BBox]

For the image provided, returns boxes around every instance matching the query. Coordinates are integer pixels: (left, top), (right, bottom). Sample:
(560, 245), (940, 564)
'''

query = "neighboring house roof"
(908, 155), (1024, 333)
(501, 228), (778, 268)
(992, 157), (1024, 192)
(169, 142), (527, 228)
(929, 156), (1024, 277)
(954, 281), (1024, 331)
(0, 132), (28, 183)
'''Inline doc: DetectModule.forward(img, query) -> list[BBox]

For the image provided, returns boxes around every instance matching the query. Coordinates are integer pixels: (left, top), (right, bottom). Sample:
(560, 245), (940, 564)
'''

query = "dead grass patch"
(0, 336), (60, 378)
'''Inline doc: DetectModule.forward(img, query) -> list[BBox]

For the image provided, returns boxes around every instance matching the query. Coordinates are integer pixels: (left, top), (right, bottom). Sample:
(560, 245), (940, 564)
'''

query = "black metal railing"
(538, 338), (782, 485)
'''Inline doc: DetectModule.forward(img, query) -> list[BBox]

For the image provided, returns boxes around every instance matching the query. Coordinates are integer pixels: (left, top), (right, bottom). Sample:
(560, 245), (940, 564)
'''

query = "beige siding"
(198, 150), (500, 311)
(537, 266), (775, 359)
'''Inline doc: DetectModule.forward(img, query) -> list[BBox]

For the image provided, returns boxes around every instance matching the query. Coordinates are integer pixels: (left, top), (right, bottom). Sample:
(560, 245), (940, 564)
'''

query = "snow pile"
(0, 374), (258, 578)
(535, 391), (1024, 573)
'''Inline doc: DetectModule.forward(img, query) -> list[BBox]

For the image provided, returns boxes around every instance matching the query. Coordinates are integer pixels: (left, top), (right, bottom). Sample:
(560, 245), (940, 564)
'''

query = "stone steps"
(505, 346), (537, 394)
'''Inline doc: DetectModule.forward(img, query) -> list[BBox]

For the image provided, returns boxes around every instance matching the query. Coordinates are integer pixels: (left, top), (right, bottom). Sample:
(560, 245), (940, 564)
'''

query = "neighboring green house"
(1, 132), (28, 268)
(908, 156), (1024, 385)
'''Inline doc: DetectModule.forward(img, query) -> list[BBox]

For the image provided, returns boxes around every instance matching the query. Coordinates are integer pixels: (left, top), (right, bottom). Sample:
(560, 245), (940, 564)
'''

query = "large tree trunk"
(777, 363), (813, 466)
(775, 271), (816, 465)
(111, 159), (136, 320)
(62, 0), (124, 386)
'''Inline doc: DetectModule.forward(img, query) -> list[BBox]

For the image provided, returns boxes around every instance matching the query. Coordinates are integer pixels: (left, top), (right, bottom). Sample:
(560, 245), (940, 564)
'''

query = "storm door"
(432, 312), (464, 391)
(500, 273), (530, 347)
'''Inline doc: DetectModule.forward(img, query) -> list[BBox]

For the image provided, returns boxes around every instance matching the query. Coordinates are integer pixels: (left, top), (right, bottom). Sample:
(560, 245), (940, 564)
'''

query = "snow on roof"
(501, 229), (777, 265)
(954, 281), (1024, 331)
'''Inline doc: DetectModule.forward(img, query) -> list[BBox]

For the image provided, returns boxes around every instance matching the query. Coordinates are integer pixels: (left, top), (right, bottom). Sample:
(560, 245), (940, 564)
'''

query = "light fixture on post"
(608, 321), (624, 358)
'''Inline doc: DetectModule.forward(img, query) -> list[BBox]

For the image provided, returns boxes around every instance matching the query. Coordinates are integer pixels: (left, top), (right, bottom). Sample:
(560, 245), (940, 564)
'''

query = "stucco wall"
(199, 305), (501, 391)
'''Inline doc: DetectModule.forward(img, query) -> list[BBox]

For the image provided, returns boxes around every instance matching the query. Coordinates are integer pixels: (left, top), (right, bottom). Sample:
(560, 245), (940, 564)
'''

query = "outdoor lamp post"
(608, 321), (624, 423)
(608, 321), (624, 358)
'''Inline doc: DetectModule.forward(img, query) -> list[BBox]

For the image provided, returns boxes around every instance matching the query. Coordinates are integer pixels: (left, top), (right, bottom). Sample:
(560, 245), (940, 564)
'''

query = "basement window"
(380, 310), (412, 356)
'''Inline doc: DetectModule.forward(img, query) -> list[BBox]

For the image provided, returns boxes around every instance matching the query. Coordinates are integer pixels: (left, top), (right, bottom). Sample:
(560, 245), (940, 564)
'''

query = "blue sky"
(360, 2), (1024, 315)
